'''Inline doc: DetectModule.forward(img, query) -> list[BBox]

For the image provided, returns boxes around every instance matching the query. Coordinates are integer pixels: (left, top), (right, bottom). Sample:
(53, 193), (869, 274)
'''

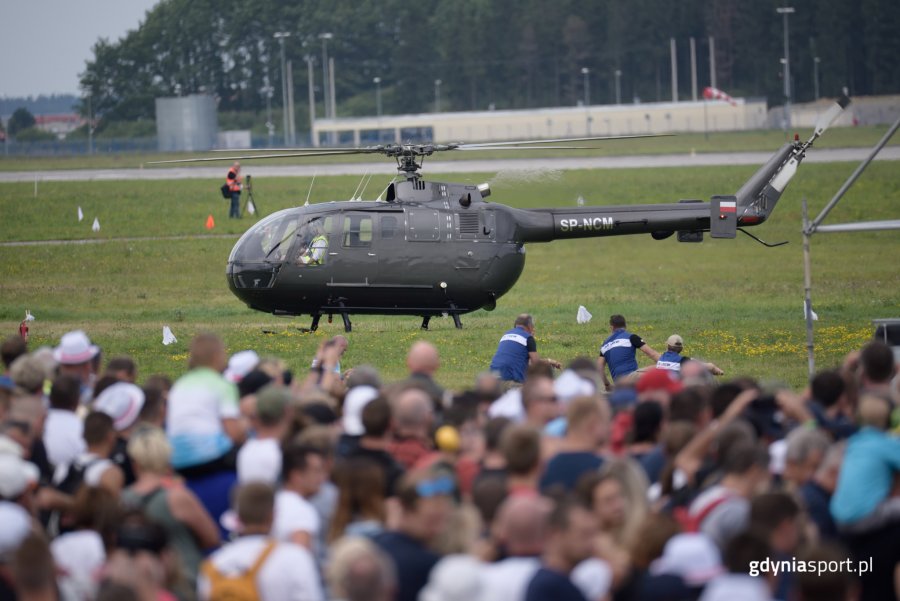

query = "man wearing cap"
(53, 330), (101, 406)
(597, 315), (659, 391)
(490, 314), (561, 385)
(657, 335), (724, 376)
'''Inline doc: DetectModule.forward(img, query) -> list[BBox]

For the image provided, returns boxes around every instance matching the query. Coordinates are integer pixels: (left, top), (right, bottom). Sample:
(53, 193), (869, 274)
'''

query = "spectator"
(420, 554), (484, 601)
(326, 537), (395, 601)
(489, 314), (560, 384)
(500, 425), (542, 497)
(0, 336), (27, 375)
(137, 379), (169, 430)
(795, 543), (859, 601)
(311, 336), (348, 377)
(165, 333), (245, 535)
(687, 440), (770, 550)
(329, 457), (387, 541)
(597, 315), (660, 391)
(337, 381), (380, 457)
(224, 349), (260, 384)
(643, 533), (724, 600)
(540, 396), (608, 493)
(122, 426), (219, 591)
(858, 341), (896, 394)
(798, 441), (844, 541)
(199, 482), (323, 601)
(831, 393), (900, 532)
(274, 443), (326, 550)
(406, 341), (446, 410)
(480, 495), (551, 601)
(0, 435), (39, 513)
(374, 468), (454, 601)
(388, 385), (435, 469)
(0, 501), (32, 599)
(94, 381), (145, 486)
(698, 532), (773, 601)
(627, 400), (665, 483)
(104, 356), (137, 383)
(524, 496), (597, 601)
(635, 367), (684, 408)
(748, 492), (802, 600)
(53, 411), (124, 501)
(53, 330), (101, 406)
(521, 371), (559, 428)
(808, 369), (856, 440)
(344, 396), (405, 498)
(43, 374), (85, 469)
(237, 385), (291, 485)
(781, 427), (829, 491)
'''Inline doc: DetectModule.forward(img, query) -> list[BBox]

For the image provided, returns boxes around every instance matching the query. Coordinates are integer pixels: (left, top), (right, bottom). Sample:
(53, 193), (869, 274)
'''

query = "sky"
(0, 0), (161, 98)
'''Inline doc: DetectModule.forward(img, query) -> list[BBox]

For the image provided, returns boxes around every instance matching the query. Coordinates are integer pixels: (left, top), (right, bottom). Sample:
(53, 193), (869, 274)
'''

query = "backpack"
(48, 457), (104, 536)
(673, 491), (735, 533)
(221, 183), (232, 199)
(201, 540), (277, 601)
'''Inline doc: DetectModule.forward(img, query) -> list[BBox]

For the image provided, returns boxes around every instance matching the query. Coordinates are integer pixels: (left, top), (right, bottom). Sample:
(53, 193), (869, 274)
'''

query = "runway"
(1, 146), (898, 183)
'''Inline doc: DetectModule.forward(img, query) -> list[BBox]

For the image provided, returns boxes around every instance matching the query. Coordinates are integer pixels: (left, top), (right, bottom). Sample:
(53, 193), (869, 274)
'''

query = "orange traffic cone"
(206, 214), (215, 230)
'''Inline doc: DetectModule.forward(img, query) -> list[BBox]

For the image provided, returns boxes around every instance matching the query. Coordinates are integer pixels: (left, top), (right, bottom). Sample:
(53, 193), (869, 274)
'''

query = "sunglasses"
(415, 475), (456, 498)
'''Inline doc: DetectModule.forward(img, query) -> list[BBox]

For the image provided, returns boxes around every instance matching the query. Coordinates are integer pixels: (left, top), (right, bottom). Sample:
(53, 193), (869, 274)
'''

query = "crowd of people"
(0, 316), (898, 601)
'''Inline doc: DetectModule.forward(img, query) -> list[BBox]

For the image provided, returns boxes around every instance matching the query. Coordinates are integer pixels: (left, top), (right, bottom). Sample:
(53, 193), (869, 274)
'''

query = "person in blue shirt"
(597, 315), (659, 390)
(656, 334), (724, 376)
(490, 314), (560, 383)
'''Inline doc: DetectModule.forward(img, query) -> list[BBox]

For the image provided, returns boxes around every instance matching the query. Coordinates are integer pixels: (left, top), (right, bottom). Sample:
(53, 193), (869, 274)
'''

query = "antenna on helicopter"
(304, 172), (317, 207)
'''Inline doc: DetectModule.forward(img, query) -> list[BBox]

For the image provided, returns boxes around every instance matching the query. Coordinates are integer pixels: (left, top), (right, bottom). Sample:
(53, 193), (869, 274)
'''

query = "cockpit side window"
(293, 216), (331, 266)
(342, 215), (373, 248)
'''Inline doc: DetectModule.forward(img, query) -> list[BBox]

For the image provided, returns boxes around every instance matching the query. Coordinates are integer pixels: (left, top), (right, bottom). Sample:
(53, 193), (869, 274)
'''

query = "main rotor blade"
(457, 133), (671, 149)
(456, 145), (600, 151)
(146, 150), (365, 165)
(209, 146), (364, 153)
(814, 95), (851, 137)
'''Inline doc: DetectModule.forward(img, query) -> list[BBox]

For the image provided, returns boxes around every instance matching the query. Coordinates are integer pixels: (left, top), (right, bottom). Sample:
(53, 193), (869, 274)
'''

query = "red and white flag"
(703, 86), (737, 106)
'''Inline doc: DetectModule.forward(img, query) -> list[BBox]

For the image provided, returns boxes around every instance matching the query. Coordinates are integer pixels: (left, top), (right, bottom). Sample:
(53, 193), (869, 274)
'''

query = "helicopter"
(153, 97), (849, 333)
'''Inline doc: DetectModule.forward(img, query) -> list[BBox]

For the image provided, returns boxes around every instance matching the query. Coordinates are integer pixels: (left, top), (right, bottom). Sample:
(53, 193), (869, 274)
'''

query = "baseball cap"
(666, 334), (684, 348)
(255, 385), (290, 422)
(342, 385), (379, 436)
(636, 368), (684, 395)
(53, 330), (100, 365)
(649, 533), (724, 586)
(94, 382), (145, 431)
(224, 350), (260, 383)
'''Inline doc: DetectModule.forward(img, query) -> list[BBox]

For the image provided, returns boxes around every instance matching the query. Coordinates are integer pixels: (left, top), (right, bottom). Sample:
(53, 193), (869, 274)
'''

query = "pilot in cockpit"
(298, 219), (328, 265)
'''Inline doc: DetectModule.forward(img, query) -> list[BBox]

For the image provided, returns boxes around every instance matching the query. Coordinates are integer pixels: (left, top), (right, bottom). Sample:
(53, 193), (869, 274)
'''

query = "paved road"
(1, 146), (897, 183)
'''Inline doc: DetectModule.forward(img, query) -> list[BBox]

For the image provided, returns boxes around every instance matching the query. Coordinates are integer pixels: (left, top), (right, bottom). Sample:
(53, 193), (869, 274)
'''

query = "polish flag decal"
(719, 200), (737, 213)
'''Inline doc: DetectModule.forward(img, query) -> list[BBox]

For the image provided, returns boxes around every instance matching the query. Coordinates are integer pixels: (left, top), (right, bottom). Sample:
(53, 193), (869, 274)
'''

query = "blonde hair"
(127, 426), (172, 474)
(599, 457), (650, 547)
(858, 394), (892, 430)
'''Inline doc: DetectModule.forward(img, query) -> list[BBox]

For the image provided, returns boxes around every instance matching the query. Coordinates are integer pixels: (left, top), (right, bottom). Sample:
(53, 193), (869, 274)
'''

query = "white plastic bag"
(577, 305), (593, 324)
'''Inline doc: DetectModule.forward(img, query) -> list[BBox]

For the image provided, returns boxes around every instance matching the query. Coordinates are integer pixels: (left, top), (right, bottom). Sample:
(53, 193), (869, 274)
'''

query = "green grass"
(1, 159), (898, 390)
(0, 125), (896, 172)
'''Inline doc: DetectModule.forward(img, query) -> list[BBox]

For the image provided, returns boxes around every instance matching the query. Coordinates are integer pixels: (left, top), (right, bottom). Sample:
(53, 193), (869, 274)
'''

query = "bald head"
(392, 386), (434, 436)
(493, 495), (552, 556)
(407, 341), (440, 376)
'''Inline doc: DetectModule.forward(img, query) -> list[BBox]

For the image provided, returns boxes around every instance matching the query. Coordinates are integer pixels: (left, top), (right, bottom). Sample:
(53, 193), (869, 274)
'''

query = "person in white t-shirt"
(43, 374), (85, 469)
(199, 482), (323, 601)
(53, 412), (123, 498)
(237, 385), (291, 485)
(273, 443), (327, 550)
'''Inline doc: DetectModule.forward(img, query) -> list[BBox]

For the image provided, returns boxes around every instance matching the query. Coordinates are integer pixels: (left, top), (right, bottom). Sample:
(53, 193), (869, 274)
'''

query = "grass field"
(0, 155), (898, 391)
(0, 125), (896, 172)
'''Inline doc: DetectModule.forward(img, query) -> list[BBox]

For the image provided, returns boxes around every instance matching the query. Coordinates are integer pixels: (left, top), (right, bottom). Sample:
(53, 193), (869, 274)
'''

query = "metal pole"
(434, 79), (441, 112)
(813, 57), (820, 101)
(374, 77), (382, 118)
(264, 81), (274, 148)
(286, 60), (296, 146)
(328, 57), (337, 120)
(319, 33), (332, 118)
(670, 38), (678, 102)
(274, 32), (290, 146)
(87, 95), (93, 155)
(690, 37), (698, 101)
(307, 57), (317, 147)
(810, 115), (900, 232)
(614, 69), (621, 105)
(709, 36), (716, 89)
(777, 7), (795, 132)
(581, 68), (590, 106)
(802, 198), (816, 378)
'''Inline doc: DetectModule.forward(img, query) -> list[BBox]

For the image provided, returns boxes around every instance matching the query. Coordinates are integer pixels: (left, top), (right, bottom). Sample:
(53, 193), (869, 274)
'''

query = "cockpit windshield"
(229, 209), (327, 264)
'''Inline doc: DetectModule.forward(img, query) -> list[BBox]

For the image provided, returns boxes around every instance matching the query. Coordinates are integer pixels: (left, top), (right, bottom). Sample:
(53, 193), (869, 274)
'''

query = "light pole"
(319, 33), (333, 119)
(434, 79), (442, 113)
(262, 80), (274, 147)
(614, 69), (622, 105)
(373, 77), (382, 118)
(814, 56), (820, 101)
(273, 32), (291, 145)
(777, 6), (795, 131)
(581, 67), (590, 106)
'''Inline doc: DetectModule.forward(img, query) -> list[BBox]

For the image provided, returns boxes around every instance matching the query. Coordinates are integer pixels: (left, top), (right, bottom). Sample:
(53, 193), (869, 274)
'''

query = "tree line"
(80, 0), (900, 132)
